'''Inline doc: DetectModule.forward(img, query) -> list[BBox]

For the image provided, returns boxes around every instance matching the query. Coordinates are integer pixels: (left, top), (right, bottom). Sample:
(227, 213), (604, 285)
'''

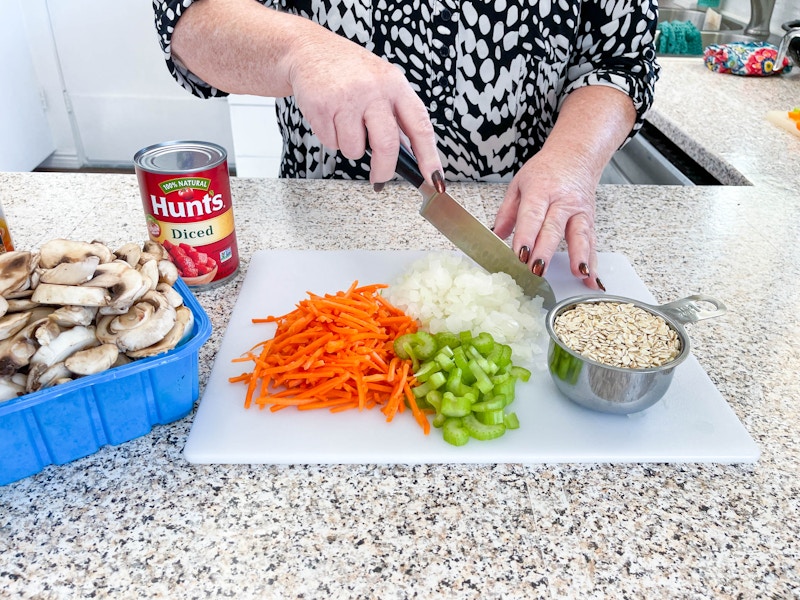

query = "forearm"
(542, 86), (637, 185)
(171, 0), (316, 97)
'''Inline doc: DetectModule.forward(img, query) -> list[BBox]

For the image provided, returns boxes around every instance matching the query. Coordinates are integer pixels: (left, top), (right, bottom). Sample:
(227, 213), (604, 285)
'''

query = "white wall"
(18, 0), (235, 170)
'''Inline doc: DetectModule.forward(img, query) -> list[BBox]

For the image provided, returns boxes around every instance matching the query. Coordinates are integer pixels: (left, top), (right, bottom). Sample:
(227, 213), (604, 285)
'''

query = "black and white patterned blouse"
(153, 0), (660, 181)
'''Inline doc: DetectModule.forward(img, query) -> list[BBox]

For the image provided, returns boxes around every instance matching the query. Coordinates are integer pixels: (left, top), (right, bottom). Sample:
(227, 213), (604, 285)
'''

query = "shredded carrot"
(229, 281), (428, 433)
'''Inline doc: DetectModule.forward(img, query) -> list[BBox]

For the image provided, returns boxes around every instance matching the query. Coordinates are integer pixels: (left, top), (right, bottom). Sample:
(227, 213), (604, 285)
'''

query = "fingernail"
(532, 259), (545, 277)
(578, 262), (589, 277)
(432, 170), (446, 194)
(373, 182), (385, 193)
(518, 245), (531, 263)
(596, 277), (606, 292)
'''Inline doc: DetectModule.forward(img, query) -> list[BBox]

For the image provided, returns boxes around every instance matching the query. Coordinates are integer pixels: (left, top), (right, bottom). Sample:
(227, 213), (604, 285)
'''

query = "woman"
(153, 0), (659, 289)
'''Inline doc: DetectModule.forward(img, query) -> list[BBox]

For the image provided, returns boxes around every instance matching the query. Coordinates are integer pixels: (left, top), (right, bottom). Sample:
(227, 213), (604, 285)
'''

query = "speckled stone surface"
(1, 58), (799, 598)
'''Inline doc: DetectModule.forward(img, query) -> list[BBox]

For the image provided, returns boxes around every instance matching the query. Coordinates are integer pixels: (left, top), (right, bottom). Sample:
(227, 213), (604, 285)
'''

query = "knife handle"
(394, 145), (425, 188)
(364, 144), (425, 188)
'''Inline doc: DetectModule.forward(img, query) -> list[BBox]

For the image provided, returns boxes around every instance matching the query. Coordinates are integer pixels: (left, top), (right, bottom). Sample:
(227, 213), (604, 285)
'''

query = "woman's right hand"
(287, 29), (442, 187)
(172, 0), (442, 187)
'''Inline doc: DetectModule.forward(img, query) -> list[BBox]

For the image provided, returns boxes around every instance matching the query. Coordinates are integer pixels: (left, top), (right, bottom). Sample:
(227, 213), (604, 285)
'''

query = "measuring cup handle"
(658, 294), (727, 325)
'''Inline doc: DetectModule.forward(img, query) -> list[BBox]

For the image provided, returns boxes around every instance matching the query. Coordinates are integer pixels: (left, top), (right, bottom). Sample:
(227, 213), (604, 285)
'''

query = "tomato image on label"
(146, 215), (162, 238)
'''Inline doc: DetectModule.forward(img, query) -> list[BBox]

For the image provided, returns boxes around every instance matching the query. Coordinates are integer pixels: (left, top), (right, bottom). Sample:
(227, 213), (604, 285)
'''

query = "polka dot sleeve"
(152, 0), (230, 98)
(565, 0), (661, 138)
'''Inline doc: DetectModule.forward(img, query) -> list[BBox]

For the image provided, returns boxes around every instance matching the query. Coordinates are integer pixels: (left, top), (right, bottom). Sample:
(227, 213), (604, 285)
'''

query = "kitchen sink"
(600, 122), (722, 186)
(655, 6), (769, 56)
(658, 8), (741, 31)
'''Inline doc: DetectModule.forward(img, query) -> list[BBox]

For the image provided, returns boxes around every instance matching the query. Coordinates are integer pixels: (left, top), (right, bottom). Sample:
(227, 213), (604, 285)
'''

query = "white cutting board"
(184, 251), (759, 464)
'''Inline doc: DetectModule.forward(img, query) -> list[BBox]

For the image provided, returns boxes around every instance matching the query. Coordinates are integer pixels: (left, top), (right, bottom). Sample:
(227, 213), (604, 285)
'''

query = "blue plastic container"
(0, 279), (211, 486)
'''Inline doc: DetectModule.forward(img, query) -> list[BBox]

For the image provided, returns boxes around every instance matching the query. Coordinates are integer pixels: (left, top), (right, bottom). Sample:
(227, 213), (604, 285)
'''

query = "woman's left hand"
(491, 86), (638, 290)
(492, 147), (604, 290)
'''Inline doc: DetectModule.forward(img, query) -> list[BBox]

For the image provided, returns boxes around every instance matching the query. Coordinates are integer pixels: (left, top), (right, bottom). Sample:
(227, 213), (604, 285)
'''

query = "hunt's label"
(134, 141), (240, 290)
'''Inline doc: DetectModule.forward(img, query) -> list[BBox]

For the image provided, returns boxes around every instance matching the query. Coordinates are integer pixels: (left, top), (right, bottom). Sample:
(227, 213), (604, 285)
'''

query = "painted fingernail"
(578, 262), (589, 277)
(432, 170), (446, 194)
(596, 277), (606, 292)
(518, 245), (531, 263)
(373, 182), (385, 193)
(532, 259), (545, 277)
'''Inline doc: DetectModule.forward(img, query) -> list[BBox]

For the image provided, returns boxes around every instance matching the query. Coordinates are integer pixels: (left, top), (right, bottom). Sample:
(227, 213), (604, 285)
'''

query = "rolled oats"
(553, 302), (681, 369)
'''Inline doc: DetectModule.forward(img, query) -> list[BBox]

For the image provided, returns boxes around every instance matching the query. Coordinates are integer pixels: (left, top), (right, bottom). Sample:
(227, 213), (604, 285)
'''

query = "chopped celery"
(393, 328), (532, 446)
(442, 418), (470, 446)
(463, 414), (506, 441)
(474, 409), (505, 425)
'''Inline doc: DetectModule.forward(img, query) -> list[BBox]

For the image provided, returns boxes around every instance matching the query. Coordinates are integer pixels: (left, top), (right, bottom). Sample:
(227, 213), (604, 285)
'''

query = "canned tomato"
(0, 202), (14, 253)
(134, 141), (239, 290)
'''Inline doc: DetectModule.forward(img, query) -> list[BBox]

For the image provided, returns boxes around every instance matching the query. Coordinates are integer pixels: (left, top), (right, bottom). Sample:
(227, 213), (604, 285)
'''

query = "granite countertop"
(1, 58), (799, 598)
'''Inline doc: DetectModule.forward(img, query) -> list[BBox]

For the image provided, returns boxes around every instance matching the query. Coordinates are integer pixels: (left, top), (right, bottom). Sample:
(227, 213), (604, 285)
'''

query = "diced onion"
(384, 252), (546, 365)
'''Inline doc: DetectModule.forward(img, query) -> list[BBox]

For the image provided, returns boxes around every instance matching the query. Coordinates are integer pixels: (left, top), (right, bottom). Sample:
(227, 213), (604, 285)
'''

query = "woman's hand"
(172, 0), (443, 188)
(492, 86), (638, 289)
(493, 148), (604, 290)
(287, 29), (442, 187)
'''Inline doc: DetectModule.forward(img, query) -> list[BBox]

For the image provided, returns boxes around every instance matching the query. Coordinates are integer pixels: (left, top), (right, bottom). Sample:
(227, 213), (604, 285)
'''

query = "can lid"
(134, 141), (227, 173)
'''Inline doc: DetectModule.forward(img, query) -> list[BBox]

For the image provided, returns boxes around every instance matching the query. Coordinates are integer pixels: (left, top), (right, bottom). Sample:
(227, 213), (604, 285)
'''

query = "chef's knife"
(391, 145), (556, 309)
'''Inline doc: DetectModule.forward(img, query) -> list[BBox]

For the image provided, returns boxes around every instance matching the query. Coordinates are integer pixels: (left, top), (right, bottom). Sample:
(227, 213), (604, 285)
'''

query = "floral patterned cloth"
(703, 42), (791, 76)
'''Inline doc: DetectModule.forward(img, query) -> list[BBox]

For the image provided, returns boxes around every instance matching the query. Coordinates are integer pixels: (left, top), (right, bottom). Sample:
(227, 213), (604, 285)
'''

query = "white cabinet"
(15, 0), (235, 171)
(227, 95), (283, 178)
(0, 0), (55, 171)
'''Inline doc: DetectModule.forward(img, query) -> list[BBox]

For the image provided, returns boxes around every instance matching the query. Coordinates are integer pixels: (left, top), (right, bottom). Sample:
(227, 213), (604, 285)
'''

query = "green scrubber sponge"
(657, 20), (704, 56)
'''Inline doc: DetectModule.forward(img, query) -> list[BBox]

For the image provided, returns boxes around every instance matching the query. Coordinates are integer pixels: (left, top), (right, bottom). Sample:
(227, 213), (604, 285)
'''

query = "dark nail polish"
(578, 262), (589, 277)
(518, 245), (531, 263)
(532, 259), (545, 277)
(373, 182), (385, 193)
(596, 277), (606, 292)
(432, 170), (446, 194)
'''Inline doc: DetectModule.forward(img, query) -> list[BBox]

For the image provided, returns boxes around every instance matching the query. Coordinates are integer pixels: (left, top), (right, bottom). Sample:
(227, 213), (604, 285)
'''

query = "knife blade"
(391, 146), (556, 309)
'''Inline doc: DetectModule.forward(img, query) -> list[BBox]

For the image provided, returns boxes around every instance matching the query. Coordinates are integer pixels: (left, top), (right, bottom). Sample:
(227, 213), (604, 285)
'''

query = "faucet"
(744, 0), (776, 38)
(774, 20), (800, 71)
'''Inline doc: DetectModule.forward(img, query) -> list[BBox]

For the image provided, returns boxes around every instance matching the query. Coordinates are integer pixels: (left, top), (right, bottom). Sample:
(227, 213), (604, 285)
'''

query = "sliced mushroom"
(126, 305), (193, 358)
(142, 240), (168, 261)
(156, 283), (183, 308)
(38, 239), (111, 269)
(82, 260), (130, 288)
(29, 325), (99, 369)
(0, 296), (7, 318)
(114, 242), (142, 267)
(28, 361), (72, 392)
(39, 255), (101, 286)
(108, 301), (154, 333)
(65, 343), (119, 376)
(35, 319), (63, 346)
(0, 319), (45, 376)
(89, 242), (115, 264)
(32, 283), (110, 307)
(138, 259), (159, 291)
(6, 298), (40, 313)
(116, 292), (177, 353)
(157, 259), (179, 286)
(0, 311), (31, 341)
(0, 375), (24, 402)
(48, 305), (98, 327)
(26, 325), (99, 390)
(104, 267), (148, 313)
(0, 251), (33, 297)
(4, 288), (33, 300)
